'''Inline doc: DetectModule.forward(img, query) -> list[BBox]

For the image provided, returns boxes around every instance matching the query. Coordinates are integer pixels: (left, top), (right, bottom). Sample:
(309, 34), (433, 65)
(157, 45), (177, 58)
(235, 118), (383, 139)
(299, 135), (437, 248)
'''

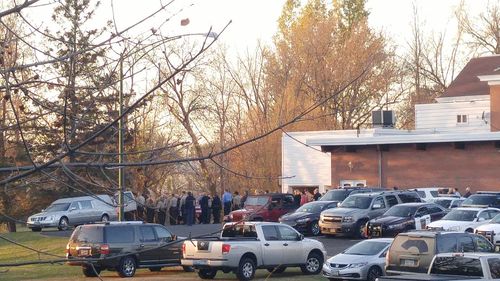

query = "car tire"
(182, 266), (195, 272)
(357, 220), (369, 239)
(198, 268), (217, 279)
(117, 256), (136, 277)
(267, 266), (286, 274)
(149, 267), (162, 272)
(310, 221), (321, 236)
(465, 228), (473, 233)
(367, 266), (383, 281)
(101, 214), (109, 222)
(82, 265), (101, 277)
(57, 217), (69, 231)
(236, 257), (256, 281)
(301, 252), (323, 275)
(31, 227), (42, 232)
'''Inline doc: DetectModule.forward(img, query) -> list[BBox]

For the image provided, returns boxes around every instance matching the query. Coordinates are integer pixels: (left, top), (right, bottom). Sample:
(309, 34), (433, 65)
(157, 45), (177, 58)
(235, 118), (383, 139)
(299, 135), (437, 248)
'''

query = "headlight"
(343, 216), (354, 223)
(296, 218), (311, 224)
(347, 262), (367, 268)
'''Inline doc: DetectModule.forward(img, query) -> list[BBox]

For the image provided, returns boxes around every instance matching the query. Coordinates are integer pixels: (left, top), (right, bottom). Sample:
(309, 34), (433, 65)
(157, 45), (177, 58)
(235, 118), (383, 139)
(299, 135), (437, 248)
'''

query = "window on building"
(457, 114), (468, 124)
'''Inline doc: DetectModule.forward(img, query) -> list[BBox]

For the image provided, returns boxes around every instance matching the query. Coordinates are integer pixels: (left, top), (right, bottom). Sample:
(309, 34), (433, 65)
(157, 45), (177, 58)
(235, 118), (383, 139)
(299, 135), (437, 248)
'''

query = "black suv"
(66, 222), (191, 277)
(386, 231), (495, 275)
(462, 192), (500, 208)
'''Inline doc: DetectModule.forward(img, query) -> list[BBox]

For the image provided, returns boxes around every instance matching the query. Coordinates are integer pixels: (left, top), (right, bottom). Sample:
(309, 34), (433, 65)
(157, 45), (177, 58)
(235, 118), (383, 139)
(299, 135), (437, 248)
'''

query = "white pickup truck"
(181, 222), (327, 281)
(377, 253), (500, 281)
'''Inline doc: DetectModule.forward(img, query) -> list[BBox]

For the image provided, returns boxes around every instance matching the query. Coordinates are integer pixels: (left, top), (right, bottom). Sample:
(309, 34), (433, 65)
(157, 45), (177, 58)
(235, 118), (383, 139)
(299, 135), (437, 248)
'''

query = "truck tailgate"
(184, 240), (225, 260)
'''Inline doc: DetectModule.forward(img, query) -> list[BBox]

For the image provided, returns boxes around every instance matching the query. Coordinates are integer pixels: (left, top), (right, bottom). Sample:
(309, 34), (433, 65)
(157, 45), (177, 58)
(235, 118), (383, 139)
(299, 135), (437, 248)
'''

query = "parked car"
(385, 230), (495, 275)
(430, 196), (465, 209)
(380, 252), (500, 281)
(319, 187), (388, 204)
(66, 221), (191, 277)
(462, 192), (500, 208)
(413, 188), (449, 202)
(475, 213), (500, 245)
(322, 238), (393, 281)
(319, 191), (422, 238)
(113, 191), (137, 219)
(367, 203), (447, 238)
(279, 201), (338, 236)
(27, 195), (117, 231)
(181, 222), (327, 281)
(224, 193), (296, 222)
(426, 207), (500, 232)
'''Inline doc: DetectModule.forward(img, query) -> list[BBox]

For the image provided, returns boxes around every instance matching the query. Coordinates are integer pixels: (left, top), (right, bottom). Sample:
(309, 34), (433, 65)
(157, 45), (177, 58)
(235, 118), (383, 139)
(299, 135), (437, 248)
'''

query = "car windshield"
(44, 203), (70, 212)
(244, 196), (269, 206)
(296, 202), (326, 213)
(319, 190), (348, 202)
(384, 205), (418, 217)
(463, 195), (496, 206)
(490, 214), (500, 224)
(340, 196), (372, 209)
(431, 199), (452, 209)
(442, 209), (478, 221)
(344, 240), (390, 255)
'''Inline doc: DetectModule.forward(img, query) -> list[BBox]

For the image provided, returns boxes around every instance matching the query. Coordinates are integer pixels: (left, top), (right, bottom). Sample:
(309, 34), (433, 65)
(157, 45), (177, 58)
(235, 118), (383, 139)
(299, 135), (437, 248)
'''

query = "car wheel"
(149, 267), (161, 272)
(182, 265), (194, 272)
(198, 268), (217, 279)
(82, 265), (101, 277)
(236, 257), (256, 281)
(465, 228), (473, 233)
(301, 252), (323, 275)
(267, 266), (286, 274)
(31, 227), (42, 232)
(101, 214), (109, 222)
(57, 217), (69, 231)
(357, 220), (369, 239)
(117, 256), (136, 277)
(310, 221), (321, 236)
(367, 266), (383, 281)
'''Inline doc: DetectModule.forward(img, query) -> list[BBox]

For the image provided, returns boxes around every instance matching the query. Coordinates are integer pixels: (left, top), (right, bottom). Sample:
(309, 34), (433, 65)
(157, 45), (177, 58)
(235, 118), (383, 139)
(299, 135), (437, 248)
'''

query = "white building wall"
(415, 97), (490, 131)
(281, 131), (332, 194)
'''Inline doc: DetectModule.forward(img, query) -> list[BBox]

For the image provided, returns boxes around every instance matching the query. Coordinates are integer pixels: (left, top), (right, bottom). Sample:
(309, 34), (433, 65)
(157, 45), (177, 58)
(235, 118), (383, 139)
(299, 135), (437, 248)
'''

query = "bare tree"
(457, 2), (500, 55)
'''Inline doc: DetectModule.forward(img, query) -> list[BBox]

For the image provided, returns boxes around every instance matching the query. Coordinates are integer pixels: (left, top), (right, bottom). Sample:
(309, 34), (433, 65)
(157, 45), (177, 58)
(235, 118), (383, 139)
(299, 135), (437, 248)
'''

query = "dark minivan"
(66, 221), (190, 277)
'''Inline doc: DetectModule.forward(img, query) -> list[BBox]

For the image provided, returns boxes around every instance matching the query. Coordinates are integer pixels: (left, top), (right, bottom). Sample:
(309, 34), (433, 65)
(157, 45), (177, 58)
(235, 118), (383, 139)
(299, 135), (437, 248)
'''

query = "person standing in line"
(185, 192), (196, 226)
(232, 191), (241, 211)
(240, 191), (248, 209)
(180, 191), (187, 225)
(146, 197), (155, 223)
(293, 190), (301, 207)
(222, 189), (233, 216)
(464, 187), (472, 198)
(207, 195), (212, 224)
(199, 192), (209, 224)
(156, 195), (166, 226)
(453, 188), (461, 197)
(313, 188), (321, 201)
(168, 193), (178, 225)
(212, 194), (222, 223)
(136, 192), (145, 221)
(300, 190), (309, 206)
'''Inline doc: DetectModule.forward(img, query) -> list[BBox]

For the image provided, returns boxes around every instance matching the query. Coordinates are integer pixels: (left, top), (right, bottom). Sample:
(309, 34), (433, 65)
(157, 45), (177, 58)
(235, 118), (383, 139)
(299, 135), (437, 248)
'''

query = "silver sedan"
(322, 238), (393, 281)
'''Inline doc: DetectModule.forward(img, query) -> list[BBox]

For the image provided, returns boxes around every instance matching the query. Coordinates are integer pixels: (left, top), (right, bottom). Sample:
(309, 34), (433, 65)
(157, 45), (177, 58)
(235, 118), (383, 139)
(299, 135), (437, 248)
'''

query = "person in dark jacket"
(313, 188), (321, 201)
(240, 191), (248, 209)
(185, 192), (196, 226)
(212, 194), (222, 223)
(145, 197), (155, 223)
(293, 190), (301, 207)
(199, 193), (209, 224)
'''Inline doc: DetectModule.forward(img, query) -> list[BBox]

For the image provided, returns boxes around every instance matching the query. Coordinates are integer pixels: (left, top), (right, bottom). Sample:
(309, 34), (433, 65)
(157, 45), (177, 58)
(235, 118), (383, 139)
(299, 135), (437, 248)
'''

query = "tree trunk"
(6, 221), (16, 232)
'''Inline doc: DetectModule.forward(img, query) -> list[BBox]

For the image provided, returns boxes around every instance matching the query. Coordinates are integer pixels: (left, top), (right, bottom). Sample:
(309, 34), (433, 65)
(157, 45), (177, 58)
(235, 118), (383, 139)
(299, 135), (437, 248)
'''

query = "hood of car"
(280, 212), (316, 222)
(327, 253), (379, 265)
(476, 223), (500, 232)
(427, 220), (470, 230)
(370, 216), (409, 226)
(322, 207), (364, 217)
(29, 211), (65, 218)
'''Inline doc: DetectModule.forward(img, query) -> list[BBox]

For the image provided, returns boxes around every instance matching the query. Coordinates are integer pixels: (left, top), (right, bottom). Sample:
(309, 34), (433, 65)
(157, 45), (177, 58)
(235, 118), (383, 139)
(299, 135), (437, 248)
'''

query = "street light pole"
(118, 56), (125, 221)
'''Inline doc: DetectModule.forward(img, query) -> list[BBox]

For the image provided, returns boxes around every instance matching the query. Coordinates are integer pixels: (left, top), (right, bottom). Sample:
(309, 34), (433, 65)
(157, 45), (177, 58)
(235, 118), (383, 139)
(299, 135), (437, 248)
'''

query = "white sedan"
(427, 207), (500, 232)
(475, 213), (500, 244)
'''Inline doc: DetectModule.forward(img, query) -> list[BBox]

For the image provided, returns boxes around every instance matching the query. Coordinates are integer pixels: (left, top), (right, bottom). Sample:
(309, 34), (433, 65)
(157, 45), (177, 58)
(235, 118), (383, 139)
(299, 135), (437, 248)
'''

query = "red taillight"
(222, 244), (231, 254)
(65, 243), (70, 255)
(182, 243), (186, 255)
(100, 244), (110, 255)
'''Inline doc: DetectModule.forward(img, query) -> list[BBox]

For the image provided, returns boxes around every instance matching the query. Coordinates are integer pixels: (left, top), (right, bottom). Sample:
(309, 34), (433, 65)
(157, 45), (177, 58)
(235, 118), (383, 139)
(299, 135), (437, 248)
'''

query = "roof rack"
(105, 221), (145, 225)
(460, 204), (489, 208)
(437, 194), (461, 198)
(477, 191), (500, 195)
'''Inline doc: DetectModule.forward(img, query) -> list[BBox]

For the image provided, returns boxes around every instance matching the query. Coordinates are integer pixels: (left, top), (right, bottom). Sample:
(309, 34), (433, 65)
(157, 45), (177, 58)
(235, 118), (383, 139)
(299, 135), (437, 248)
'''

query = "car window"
(488, 258), (500, 279)
(79, 200), (93, 210)
(437, 236), (457, 253)
(392, 235), (434, 254)
(386, 195), (398, 207)
(140, 226), (157, 242)
(222, 224), (257, 238)
(415, 207), (429, 217)
(105, 226), (135, 243)
(416, 191), (426, 198)
(70, 225), (104, 243)
(451, 200), (463, 208)
(488, 210), (500, 219)
(430, 256), (483, 277)
(474, 236), (494, 252)
(372, 197), (386, 209)
(478, 211), (491, 220)
(457, 236), (475, 252)
(69, 201), (80, 210)
(277, 225), (299, 241)
(154, 226), (173, 242)
(399, 193), (421, 203)
(262, 225), (279, 241)
(429, 206), (444, 214)
(430, 191), (439, 197)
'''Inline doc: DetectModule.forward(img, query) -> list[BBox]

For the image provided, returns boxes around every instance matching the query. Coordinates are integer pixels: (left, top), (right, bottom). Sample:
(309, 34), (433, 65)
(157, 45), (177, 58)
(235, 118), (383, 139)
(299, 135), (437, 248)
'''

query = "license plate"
(79, 249), (90, 256)
(194, 260), (207, 266)
(401, 259), (416, 267)
(331, 270), (339, 276)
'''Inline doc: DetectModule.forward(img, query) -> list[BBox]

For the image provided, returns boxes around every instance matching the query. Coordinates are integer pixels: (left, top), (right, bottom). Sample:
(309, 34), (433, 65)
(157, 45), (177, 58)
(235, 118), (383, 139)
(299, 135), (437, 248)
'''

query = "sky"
(23, 0), (492, 57)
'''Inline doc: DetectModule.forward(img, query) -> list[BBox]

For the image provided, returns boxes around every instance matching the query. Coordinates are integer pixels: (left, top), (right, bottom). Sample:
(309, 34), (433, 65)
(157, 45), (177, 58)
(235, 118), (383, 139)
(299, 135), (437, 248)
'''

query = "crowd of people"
(133, 189), (250, 226)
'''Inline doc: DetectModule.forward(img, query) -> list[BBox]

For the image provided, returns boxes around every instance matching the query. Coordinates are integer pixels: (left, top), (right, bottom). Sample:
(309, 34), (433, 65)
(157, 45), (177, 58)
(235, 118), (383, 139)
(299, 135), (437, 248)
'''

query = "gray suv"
(319, 191), (421, 238)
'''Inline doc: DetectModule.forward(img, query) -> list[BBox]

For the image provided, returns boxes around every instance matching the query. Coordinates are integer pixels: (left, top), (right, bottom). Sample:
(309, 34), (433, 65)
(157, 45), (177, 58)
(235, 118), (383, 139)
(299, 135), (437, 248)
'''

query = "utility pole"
(118, 56), (125, 221)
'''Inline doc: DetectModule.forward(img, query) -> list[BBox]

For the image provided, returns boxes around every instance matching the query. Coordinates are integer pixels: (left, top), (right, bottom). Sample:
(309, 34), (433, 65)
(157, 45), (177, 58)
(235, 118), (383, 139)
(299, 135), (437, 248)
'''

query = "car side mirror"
(478, 217), (486, 222)
(297, 234), (304, 241)
(172, 235), (177, 241)
(70, 207), (77, 211)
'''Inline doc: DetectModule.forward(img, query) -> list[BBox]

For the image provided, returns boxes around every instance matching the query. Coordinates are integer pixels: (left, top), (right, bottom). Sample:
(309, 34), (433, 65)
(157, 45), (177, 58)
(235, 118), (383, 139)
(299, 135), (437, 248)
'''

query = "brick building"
(282, 56), (500, 193)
